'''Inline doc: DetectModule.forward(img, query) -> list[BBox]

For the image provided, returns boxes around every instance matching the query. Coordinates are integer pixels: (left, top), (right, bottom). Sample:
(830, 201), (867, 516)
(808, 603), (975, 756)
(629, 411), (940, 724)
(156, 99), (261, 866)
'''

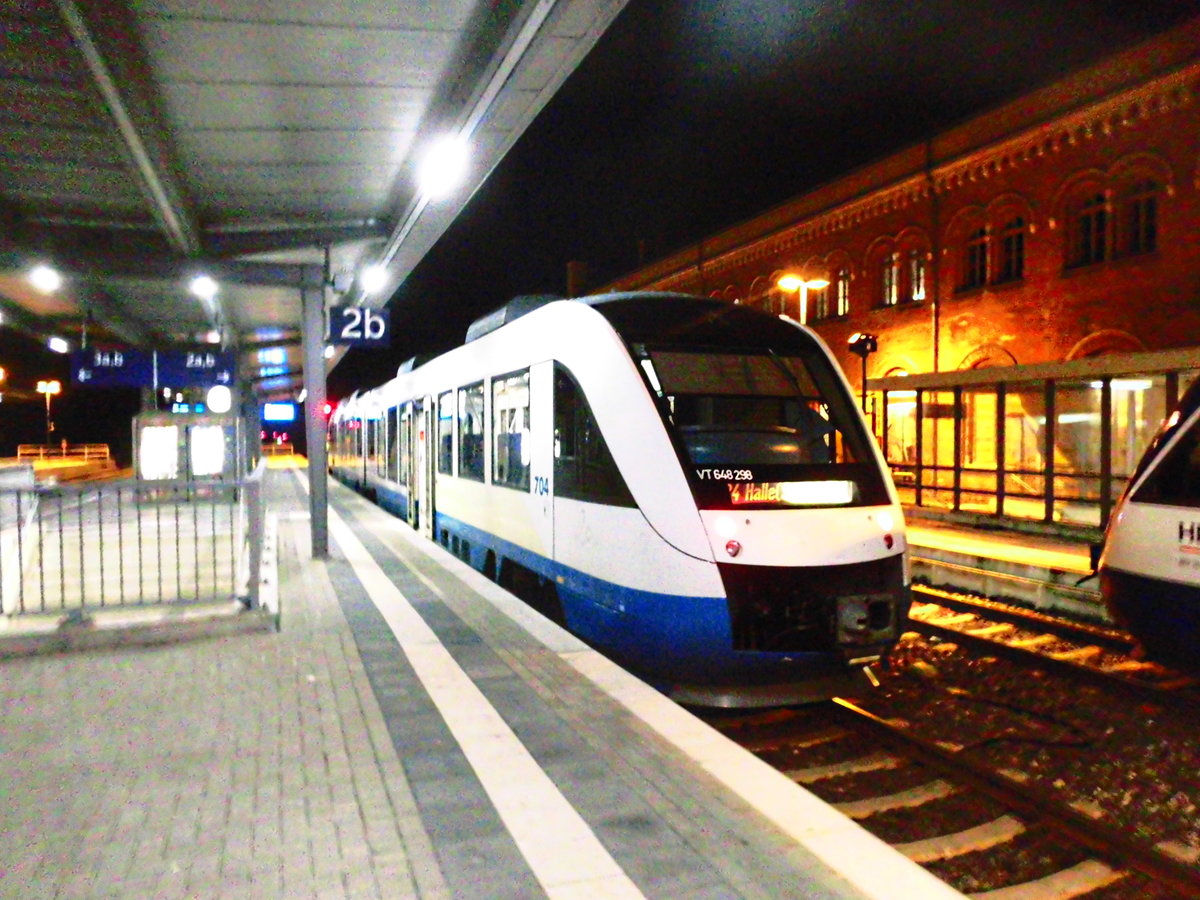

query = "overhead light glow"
(47, 336), (69, 354)
(323, 345), (334, 359)
(29, 265), (62, 294)
(417, 134), (469, 201)
(189, 275), (218, 301)
(361, 265), (388, 295)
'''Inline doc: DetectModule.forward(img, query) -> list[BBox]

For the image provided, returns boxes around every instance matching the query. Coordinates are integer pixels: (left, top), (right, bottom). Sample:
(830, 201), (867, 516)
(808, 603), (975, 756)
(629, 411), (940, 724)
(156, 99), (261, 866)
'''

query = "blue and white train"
(329, 292), (911, 706)
(1100, 375), (1200, 671)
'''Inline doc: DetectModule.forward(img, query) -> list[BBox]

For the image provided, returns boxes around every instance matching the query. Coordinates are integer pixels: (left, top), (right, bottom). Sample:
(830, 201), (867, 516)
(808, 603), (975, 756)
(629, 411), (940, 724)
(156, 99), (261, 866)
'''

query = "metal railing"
(0, 460), (266, 616)
(17, 443), (111, 462)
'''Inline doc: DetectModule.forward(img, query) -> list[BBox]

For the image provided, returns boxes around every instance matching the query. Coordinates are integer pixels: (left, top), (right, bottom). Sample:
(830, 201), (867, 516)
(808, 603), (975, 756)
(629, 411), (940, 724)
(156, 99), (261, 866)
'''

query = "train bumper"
(1101, 567), (1200, 671)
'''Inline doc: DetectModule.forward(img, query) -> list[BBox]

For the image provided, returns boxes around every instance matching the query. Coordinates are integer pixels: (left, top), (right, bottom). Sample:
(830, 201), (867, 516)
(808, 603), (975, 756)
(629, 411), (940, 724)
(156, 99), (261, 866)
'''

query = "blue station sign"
(71, 349), (153, 387)
(156, 350), (235, 388)
(71, 349), (235, 389)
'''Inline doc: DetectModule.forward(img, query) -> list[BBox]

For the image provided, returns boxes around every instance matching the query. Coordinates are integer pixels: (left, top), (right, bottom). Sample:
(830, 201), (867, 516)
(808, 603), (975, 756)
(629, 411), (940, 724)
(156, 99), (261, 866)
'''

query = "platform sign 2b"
(330, 305), (389, 347)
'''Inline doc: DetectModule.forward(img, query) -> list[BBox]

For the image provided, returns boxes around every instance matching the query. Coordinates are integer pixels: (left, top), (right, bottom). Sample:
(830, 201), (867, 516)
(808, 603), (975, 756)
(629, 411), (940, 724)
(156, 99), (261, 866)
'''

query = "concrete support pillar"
(302, 284), (328, 557)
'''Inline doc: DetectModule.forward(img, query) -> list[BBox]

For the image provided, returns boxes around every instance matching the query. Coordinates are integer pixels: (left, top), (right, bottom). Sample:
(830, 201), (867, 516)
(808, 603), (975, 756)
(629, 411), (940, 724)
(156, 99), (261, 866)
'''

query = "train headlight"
(875, 511), (894, 532)
(713, 515), (738, 538)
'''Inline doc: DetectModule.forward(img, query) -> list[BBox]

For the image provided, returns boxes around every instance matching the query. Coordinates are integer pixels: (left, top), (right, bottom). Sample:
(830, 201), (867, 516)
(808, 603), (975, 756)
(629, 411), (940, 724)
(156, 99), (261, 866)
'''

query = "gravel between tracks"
(840, 634), (1200, 873)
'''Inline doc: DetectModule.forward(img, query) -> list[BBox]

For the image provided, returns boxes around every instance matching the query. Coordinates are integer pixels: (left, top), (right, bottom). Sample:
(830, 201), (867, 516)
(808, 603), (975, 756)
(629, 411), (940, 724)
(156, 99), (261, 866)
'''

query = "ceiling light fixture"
(189, 274), (218, 301)
(29, 265), (62, 294)
(417, 134), (469, 201)
(360, 265), (388, 295)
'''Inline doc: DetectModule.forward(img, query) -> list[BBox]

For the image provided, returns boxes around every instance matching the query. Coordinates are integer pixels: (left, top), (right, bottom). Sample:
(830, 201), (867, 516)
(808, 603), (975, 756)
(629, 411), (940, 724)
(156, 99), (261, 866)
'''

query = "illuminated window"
(907, 250), (926, 301)
(997, 217), (1025, 283)
(880, 252), (899, 306)
(961, 227), (988, 290)
(1069, 191), (1108, 267)
(492, 370), (530, 490)
(833, 268), (850, 317)
(139, 425), (179, 480)
(1117, 179), (1158, 257)
(437, 391), (454, 475)
(458, 382), (484, 481)
(811, 283), (829, 320)
(553, 364), (633, 506)
(189, 425), (226, 478)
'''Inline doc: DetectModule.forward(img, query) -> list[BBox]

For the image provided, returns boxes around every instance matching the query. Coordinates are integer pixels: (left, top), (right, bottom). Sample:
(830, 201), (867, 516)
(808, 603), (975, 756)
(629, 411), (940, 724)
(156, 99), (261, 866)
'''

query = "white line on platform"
(313, 482), (645, 900)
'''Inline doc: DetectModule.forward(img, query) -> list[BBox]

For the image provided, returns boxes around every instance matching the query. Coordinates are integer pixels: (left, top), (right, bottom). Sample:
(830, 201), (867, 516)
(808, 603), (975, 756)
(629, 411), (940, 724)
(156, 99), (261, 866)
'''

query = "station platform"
(0, 465), (962, 900)
(904, 513), (1106, 623)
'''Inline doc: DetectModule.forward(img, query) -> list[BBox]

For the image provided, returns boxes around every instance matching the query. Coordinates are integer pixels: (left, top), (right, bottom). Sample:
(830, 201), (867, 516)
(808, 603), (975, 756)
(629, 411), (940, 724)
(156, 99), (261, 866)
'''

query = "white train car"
(330, 292), (910, 706)
(1099, 375), (1200, 670)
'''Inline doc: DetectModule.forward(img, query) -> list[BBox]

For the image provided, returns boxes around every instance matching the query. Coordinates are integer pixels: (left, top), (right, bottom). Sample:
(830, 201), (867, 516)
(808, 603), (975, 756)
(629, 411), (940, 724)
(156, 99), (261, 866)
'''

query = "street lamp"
(847, 333), (878, 412)
(36, 379), (61, 447)
(776, 274), (829, 325)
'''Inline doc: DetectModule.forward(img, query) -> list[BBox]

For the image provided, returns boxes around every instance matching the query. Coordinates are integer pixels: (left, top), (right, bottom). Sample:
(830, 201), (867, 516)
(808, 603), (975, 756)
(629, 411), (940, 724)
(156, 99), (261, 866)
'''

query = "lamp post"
(847, 333), (878, 413)
(36, 379), (61, 447)
(776, 274), (829, 325)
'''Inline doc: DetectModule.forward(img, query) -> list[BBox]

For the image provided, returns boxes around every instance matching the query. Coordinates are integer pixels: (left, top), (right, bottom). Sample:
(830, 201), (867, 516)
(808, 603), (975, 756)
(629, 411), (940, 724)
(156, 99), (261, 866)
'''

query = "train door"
(528, 362), (555, 559)
(415, 397), (435, 540)
(402, 402), (418, 529)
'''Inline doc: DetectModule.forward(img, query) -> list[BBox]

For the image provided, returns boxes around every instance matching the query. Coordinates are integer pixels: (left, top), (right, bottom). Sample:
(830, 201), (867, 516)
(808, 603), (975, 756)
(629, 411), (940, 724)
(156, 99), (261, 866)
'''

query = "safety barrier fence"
(0, 460), (265, 616)
(16, 443), (111, 462)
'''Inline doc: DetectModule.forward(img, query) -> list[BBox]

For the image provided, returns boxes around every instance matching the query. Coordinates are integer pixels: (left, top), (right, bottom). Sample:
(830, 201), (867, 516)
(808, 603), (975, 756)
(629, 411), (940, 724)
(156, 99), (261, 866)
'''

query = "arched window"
(1117, 178), (1158, 257)
(1069, 191), (1108, 267)
(833, 267), (850, 317)
(996, 217), (1025, 283)
(880, 251), (899, 306)
(907, 249), (927, 301)
(811, 282), (830, 320)
(961, 227), (988, 290)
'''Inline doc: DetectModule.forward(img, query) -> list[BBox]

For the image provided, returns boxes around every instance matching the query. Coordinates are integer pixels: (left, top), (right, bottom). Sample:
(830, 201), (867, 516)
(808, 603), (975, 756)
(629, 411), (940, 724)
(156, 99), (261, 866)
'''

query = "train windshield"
(640, 348), (889, 509)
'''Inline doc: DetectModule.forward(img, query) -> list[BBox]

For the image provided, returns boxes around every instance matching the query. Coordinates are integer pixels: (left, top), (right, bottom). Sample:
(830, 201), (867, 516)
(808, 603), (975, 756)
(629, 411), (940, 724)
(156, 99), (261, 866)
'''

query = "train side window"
(492, 370), (530, 490)
(437, 391), (454, 475)
(458, 382), (485, 481)
(553, 364), (635, 507)
(1132, 427), (1200, 507)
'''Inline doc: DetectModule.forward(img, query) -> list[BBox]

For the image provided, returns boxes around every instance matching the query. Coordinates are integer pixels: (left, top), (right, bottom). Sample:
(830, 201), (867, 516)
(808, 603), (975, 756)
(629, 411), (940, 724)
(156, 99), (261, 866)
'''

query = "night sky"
(329, 0), (1200, 396)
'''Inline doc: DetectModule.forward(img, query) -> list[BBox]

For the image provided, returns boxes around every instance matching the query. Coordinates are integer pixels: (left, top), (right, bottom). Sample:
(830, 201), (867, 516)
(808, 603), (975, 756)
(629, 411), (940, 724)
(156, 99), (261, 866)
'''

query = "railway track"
(908, 584), (1199, 702)
(708, 701), (1200, 898)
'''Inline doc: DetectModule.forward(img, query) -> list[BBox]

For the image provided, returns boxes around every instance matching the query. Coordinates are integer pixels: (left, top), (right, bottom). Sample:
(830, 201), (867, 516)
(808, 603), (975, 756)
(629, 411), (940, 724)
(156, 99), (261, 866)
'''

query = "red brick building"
(603, 18), (1200, 395)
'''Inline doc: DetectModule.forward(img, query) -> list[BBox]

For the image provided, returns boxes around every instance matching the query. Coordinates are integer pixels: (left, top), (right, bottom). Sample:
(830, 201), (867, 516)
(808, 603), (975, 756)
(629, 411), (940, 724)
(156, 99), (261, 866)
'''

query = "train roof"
(465, 291), (814, 351)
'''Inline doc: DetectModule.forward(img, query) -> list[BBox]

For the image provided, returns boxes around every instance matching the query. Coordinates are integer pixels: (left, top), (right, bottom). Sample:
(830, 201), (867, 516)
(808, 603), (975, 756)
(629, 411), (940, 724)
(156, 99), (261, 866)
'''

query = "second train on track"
(328, 291), (910, 706)
(1100, 374), (1200, 672)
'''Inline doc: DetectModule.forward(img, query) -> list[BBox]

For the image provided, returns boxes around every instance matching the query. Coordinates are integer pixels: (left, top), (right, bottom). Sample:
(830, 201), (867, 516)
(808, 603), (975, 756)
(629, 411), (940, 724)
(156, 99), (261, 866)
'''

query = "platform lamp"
(776, 273), (829, 325)
(36, 379), (61, 447)
(847, 333), (877, 412)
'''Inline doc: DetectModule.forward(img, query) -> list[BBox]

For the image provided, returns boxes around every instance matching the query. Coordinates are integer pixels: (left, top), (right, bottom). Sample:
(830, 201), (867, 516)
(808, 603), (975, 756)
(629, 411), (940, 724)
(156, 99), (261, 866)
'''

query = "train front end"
(597, 296), (911, 706)
(1099, 378), (1200, 671)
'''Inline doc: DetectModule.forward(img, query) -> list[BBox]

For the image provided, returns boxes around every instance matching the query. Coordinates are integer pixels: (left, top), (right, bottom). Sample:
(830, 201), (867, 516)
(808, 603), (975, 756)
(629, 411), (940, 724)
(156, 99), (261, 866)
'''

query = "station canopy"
(0, 0), (627, 400)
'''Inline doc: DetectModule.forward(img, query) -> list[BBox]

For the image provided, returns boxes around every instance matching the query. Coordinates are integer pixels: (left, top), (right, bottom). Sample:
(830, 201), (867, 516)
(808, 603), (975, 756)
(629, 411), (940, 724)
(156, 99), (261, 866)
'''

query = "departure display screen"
(726, 480), (854, 506)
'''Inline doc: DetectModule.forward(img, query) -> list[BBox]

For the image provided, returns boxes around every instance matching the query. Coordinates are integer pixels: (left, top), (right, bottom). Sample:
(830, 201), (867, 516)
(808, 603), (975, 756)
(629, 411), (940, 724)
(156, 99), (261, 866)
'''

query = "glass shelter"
(869, 348), (1200, 535)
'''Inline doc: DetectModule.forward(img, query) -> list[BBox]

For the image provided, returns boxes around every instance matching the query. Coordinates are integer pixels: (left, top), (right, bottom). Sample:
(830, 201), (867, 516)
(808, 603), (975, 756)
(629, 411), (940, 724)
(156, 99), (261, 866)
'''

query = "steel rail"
(912, 584), (1132, 651)
(830, 697), (1200, 898)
